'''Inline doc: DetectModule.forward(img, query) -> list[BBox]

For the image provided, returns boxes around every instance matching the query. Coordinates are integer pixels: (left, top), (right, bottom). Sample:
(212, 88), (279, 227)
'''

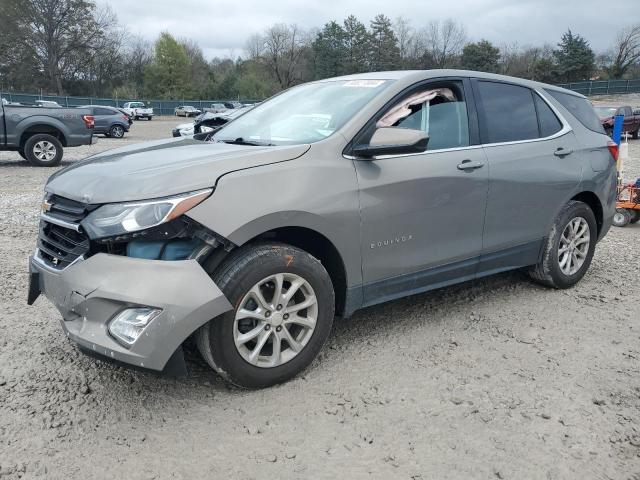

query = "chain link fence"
(556, 79), (640, 96)
(0, 92), (261, 116)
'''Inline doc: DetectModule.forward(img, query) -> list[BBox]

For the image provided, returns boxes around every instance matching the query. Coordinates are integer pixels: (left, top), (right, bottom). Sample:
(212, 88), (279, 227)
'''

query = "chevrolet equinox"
(28, 70), (617, 388)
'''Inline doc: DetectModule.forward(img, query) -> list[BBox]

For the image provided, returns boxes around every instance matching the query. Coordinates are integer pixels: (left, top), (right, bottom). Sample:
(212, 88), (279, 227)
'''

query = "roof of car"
(319, 69), (584, 98)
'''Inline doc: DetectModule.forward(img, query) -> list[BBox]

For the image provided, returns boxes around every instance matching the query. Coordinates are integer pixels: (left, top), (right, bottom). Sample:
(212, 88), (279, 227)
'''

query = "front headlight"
(82, 188), (212, 239)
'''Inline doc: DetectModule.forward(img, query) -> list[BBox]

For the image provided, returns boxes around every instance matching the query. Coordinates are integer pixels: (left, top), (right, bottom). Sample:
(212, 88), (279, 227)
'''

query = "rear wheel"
(529, 201), (597, 288)
(23, 134), (63, 166)
(632, 129), (639, 140)
(613, 208), (631, 227)
(109, 124), (125, 138)
(196, 243), (335, 389)
(628, 209), (640, 224)
(18, 149), (26, 160)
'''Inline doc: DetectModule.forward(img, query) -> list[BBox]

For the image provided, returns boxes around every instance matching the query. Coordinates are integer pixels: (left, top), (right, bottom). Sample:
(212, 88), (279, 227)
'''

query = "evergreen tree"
(144, 32), (191, 99)
(460, 40), (500, 73)
(369, 14), (401, 71)
(342, 15), (371, 74)
(553, 30), (595, 82)
(312, 21), (347, 79)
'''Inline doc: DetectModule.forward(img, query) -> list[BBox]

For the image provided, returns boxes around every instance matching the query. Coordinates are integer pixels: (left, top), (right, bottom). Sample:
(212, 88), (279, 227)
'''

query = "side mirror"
(353, 127), (429, 158)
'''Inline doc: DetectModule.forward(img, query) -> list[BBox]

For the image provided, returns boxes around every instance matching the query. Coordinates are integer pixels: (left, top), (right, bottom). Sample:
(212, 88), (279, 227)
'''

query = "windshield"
(593, 106), (617, 118)
(214, 79), (390, 146)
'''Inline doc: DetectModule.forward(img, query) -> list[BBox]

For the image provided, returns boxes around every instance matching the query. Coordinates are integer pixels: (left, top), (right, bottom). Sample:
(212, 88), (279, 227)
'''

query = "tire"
(529, 201), (597, 289)
(148, 116), (152, 121)
(628, 209), (640, 224)
(23, 134), (63, 167)
(109, 124), (125, 138)
(613, 208), (631, 227)
(18, 149), (26, 160)
(632, 129), (639, 140)
(196, 242), (335, 389)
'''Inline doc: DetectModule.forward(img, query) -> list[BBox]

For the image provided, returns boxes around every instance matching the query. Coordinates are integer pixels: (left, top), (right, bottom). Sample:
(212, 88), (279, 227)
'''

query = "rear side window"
(546, 90), (604, 134)
(534, 94), (563, 137)
(476, 81), (539, 143)
(95, 107), (113, 116)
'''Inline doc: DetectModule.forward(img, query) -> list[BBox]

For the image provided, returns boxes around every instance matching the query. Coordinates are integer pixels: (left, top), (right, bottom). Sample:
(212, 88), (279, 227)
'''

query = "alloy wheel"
(558, 216), (590, 276)
(33, 141), (57, 162)
(233, 273), (318, 368)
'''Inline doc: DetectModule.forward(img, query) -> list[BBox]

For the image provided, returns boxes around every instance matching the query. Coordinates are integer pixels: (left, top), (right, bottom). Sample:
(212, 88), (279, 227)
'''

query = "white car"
(122, 102), (154, 120)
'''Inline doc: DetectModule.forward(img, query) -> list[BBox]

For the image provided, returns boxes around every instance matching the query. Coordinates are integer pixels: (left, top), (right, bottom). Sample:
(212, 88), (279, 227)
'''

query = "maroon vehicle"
(594, 105), (640, 139)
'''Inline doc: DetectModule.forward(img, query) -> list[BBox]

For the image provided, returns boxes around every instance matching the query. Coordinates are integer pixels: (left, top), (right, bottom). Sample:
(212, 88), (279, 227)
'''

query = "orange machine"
(613, 183), (640, 227)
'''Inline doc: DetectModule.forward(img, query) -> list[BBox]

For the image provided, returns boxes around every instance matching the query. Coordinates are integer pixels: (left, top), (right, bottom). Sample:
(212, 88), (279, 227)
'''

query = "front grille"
(37, 195), (92, 269)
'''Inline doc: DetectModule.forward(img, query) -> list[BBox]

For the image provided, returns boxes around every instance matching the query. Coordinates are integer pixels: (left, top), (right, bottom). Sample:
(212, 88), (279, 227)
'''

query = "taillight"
(607, 140), (619, 161)
(82, 114), (94, 129)
(122, 115), (128, 121)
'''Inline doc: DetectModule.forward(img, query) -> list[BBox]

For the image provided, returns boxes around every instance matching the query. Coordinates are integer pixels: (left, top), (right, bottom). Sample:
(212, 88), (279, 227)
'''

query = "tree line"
(1, 0), (639, 100)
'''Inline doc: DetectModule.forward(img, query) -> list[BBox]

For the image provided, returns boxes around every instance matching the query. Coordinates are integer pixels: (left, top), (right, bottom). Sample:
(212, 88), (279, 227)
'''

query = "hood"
(46, 137), (310, 204)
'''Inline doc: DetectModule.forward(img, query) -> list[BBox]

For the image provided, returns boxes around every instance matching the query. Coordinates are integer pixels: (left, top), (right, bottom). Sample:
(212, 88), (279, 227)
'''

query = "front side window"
(215, 79), (390, 146)
(369, 81), (470, 151)
(476, 81), (539, 143)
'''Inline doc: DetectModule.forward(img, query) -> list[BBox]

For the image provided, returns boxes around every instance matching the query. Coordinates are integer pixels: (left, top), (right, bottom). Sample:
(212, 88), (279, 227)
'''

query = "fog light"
(108, 307), (161, 347)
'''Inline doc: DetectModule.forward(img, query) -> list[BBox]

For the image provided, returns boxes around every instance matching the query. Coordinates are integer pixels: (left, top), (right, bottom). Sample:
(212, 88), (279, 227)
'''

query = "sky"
(97, 0), (637, 59)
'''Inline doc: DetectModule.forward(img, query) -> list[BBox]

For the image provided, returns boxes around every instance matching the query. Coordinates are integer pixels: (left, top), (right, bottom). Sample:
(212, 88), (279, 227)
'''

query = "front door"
(352, 79), (489, 306)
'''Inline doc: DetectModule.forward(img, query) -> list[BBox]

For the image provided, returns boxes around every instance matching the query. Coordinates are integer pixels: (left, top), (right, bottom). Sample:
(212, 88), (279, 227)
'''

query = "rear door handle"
(457, 160), (485, 171)
(554, 147), (573, 157)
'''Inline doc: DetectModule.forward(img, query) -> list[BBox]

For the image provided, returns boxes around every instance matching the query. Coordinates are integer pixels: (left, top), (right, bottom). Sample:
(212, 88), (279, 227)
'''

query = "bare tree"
(424, 19), (467, 68)
(6, 0), (114, 94)
(260, 23), (309, 89)
(393, 17), (415, 68)
(606, 24), (640, 78)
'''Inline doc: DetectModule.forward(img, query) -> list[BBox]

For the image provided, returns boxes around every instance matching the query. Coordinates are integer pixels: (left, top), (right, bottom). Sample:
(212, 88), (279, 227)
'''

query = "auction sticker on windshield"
(343, 80), (386, 88)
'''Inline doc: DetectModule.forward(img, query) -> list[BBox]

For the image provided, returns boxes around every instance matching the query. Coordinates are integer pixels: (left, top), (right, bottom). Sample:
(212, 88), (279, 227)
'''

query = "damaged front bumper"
(28, 250), (232, 373)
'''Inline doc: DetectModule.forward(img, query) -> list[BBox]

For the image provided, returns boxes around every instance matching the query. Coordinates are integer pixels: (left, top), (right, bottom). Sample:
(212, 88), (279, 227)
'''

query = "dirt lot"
(1, 112), (640, 480)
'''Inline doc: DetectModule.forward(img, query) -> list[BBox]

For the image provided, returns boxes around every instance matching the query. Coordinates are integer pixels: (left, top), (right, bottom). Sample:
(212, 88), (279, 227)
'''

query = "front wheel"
(196, 243), (335, 389)
(529, 201), (597, 289)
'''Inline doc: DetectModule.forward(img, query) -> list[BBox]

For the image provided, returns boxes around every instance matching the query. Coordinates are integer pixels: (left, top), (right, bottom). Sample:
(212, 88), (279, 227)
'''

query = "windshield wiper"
(217, 137), (274, 146)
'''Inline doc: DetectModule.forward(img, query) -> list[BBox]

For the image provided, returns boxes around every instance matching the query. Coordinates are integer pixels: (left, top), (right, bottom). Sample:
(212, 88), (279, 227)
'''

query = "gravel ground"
(1, 113), (640, 480)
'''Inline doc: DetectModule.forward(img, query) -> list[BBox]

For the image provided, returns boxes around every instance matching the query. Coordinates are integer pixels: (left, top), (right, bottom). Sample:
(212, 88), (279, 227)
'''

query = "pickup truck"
(122, 102), (154, 120)
(0, 102), (94, 166)
(594, 105), (640, 139)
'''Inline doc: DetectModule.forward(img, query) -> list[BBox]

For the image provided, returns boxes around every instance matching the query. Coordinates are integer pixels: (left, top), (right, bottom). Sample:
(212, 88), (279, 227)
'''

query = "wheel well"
(20, 125), (66, 147)
(246, 227), (348, 316)
(572, 191), (603, 235)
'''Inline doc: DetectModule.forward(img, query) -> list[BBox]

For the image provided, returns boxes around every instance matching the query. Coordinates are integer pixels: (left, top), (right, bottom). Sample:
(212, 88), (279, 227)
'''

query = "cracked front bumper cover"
(29, 252), (232, 371)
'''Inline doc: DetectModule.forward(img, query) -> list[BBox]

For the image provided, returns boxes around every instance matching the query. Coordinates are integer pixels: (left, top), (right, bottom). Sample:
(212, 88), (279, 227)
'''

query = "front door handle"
(457, 160), (485, 171)
(554, 147), (573, 157)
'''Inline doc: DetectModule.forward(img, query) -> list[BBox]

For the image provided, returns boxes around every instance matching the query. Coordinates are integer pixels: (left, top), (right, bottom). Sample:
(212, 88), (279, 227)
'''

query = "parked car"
(35, 100), (62, 108)
(1, 101), (93, 166)
(594, 105), (640, 138)
(80, 105), (130, 138)
(203, 102), (228, 114)
(117, 108), (134, 126)
(174, 105), (202, 117)
(171, 106), (253, 137)
(28, 71), (616, 387)
(122, 101), (154, 120)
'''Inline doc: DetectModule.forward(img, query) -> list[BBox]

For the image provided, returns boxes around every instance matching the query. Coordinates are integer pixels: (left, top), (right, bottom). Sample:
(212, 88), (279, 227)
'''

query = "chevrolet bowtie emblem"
(42, 200), (52, 212)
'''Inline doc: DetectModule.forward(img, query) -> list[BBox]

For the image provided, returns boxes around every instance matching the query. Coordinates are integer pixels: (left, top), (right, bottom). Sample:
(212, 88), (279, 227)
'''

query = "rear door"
(93, 107), (113, 133)
(473, 79), (581, 272)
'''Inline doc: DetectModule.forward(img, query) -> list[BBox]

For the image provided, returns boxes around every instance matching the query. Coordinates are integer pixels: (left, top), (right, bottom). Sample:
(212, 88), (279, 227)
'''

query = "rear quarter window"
(545, 90), (605, 134)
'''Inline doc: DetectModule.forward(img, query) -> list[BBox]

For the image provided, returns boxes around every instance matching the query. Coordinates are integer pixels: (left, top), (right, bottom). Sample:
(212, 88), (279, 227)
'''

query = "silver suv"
(28, 70), (617, 388)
